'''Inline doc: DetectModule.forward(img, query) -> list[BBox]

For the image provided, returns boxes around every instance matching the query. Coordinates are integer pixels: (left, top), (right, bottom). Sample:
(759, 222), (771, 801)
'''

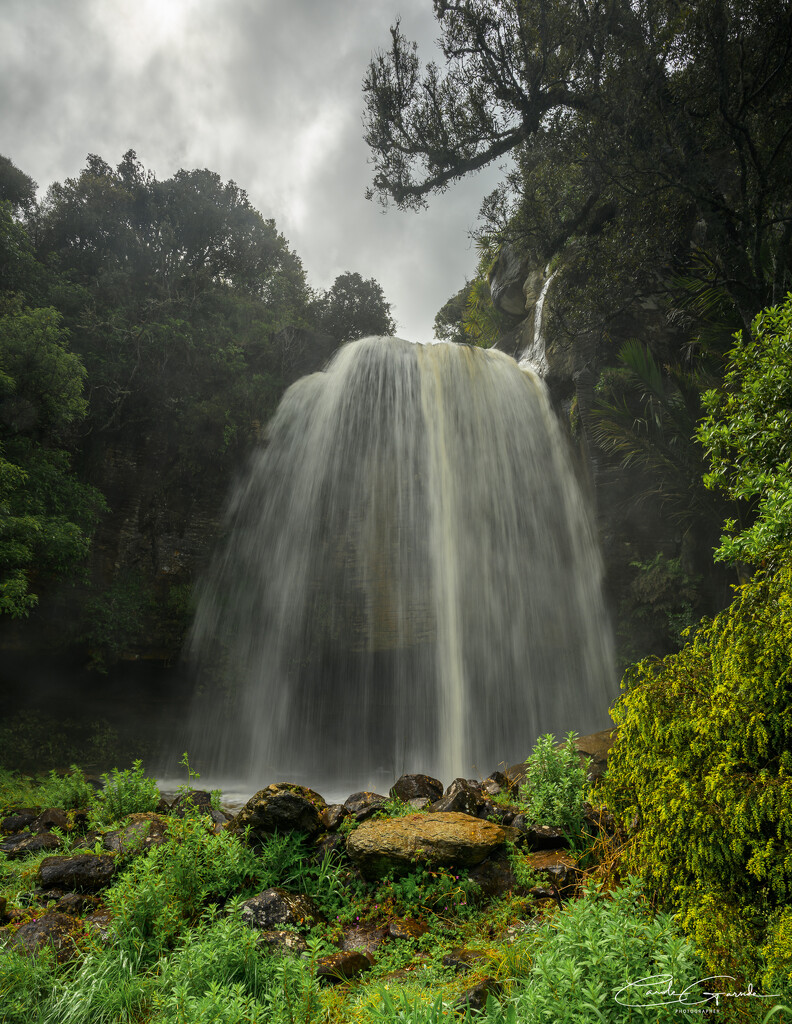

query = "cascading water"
(186, 337), (615, 794)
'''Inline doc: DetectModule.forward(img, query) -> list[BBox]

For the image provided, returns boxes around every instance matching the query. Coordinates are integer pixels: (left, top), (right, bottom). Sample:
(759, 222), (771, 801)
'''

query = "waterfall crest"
(186, 337), (614, 792)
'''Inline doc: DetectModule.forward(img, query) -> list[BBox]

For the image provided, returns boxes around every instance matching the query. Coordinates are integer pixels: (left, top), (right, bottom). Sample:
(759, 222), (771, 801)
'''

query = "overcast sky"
(0, 0), (506, 342)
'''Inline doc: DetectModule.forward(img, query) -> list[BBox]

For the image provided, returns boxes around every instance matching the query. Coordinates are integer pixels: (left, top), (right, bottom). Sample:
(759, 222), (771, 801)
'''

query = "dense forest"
(0, 150), (396, 673)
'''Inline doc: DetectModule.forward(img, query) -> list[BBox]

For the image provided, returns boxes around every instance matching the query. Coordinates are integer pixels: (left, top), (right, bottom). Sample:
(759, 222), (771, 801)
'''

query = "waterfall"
(186, 337), (614, 794)
(519, 267), (557, 376)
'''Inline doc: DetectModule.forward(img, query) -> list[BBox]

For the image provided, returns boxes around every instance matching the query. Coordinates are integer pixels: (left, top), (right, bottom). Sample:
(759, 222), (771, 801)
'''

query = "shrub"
(38, 765), (95, 809)
(91, 759), (160, 825)
(519, 732), (587, 841)
(603, 558), (792, 990)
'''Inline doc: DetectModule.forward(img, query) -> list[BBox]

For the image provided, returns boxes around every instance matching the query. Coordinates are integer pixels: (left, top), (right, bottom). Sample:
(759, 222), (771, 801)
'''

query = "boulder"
(255, 929), (309, 955)
(521, 824), (569, 850)
(525, 848), (578, 892)
(388, 917), (428, 940)
(315, 950), (372, 982)
(442, 947), (488, 972)
(51, 893), (100, 916)
(227, 784), (326, 840)
(38, 854), (115, 892)
(428, 778), (484, 816)
(240, 888), (318, 930)
(340, 922), (388, 954)
(30, 808), (69, 833)
(575, 728), (618, 783)
(319, 804), (348, 830)
(1, 831), (61, 859)
(346, 812), (506, 877)
(343, 791), (388, 821)
(390, 773), (443, 803)
(169, 789), (215, 818)
(453, 977), (501, 1013)
(101, 812), (169, 855)
(11, 912), (80, 962)
(1, 809), (38, 834)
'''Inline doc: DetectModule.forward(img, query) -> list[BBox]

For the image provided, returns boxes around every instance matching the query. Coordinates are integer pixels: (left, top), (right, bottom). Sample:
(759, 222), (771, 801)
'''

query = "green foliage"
(0, 303), (106, 617)
(603, 558), (792, 988)
(519, 732), (587, 842)
(311, 271), (396, 343)
(91, 760), (160, 825)
(504, 879), (702, 1024)
(698, 296), (792, 565)
(0, 711), (119, 772)
(37, 765), (95, 809)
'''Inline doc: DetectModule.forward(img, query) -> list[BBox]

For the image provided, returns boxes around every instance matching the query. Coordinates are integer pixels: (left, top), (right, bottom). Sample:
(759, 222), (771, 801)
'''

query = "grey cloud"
(0, 0), (505, 340)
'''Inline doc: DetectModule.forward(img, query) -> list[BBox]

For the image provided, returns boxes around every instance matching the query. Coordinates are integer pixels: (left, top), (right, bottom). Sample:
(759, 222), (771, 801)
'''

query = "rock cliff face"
(487, 245), (721, 664)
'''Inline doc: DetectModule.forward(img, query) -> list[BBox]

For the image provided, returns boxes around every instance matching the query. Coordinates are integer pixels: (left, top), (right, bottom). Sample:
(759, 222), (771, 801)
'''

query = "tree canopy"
(365, 1), (792, 330)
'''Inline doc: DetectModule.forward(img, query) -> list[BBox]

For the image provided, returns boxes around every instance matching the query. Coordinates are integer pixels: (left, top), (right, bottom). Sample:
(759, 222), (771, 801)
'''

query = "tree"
(0, 156), (36, 217)
(364, 1), (792, 330)
(0, 304), (105, 617)
(311, 271), (396, 342)
(697, 295), (792, 566)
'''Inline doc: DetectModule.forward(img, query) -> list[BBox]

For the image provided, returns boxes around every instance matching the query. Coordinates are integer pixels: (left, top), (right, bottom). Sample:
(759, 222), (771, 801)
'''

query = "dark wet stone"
(340, 922), (388, 955)
(319, 804), (349, 830)
(343, 791), (388, 821)
(240, 887), (319, 930)
(30, 808), (69, 833)
(315, 950), (372, 982)
(467, 856), (518, 899)
(428, 778), (484, 816)
(38, 854), (116, 892)
(387, 917), (428, 940)
(11, 912), (81, 962)
(476, 799), (514, 825)
(390, 773), (444, 803)
(453, 976), (501, 1013)
(227, 784), (326, 840)
(522, 824), (569, 850)
(442, 947), (488, 972)
(481, 771), (509, 796)
(169, 789), (214, 818)
(51, 892), (101, 916)
(84, 908), (113, 941)
(1, 831), (61, 859)
(101, 813), (169, 855)
(254, 929), (309, 955)
(1, 810), (38, 834)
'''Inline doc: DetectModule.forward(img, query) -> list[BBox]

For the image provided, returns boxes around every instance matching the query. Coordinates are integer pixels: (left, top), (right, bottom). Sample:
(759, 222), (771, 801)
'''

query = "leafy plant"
(519, 732), (587, 842)
(90, 759), (160, 825)
(603, 557), (792, 989)
(37, 765), (95, 809)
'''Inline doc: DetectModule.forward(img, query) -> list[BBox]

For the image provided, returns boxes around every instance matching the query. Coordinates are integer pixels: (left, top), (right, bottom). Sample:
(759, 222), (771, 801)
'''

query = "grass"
(2, 764), (791, 1024)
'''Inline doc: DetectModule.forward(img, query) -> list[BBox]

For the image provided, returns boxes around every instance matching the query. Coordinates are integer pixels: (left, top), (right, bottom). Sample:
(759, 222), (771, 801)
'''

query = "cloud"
(0, 0), (506, 340)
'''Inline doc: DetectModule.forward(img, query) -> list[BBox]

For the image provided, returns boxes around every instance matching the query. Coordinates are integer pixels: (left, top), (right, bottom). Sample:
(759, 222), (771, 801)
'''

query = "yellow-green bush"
(603, 559), (792, 992)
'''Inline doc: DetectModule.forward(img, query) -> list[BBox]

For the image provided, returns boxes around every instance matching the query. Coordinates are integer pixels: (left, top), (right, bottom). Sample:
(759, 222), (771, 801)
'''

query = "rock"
(315, 950), (372, 982)
(442, 947), (488, 972)
(575, 728), (618, 783)
(453, 976), (501, 1013)
(101, 812), (169, 855)
(11, 912), (81, 962)
(255, 929), (309, 955)
(38, 854), (116, 892)
(340, 922), (388, 954)
(481, 771), (509, 796)
(408, 797), (430, 810)
(583, 802), (616, 835)
(1, 809), (38, 833)
(522, 824), (569, 850)
(346, 812), (506, 877)
(313, 832), (347, 861)
(428, 778), (484, 816)
(1, 831), (61, 859)
(84, 908), (113, 941)
(525, 848), (578, 892)
(467, 856), (518, 900)
(477, 799), (514, 826)
(30, 807), (70, 833)
(390, 773), (443, 803)
(227, 784), (326, 840)
(240, 888), (318, 930)
(343, 791), (388, 821)
(488, 245), (530, 316)
(50, 893), (101, 916)
(388, 917), (428, 940)
(319, 804), (348, 830)
(169, 789), (214, 817)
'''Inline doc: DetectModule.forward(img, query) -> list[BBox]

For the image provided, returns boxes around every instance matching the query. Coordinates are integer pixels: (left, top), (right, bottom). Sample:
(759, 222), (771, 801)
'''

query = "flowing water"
(185, 337), (615, 795)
